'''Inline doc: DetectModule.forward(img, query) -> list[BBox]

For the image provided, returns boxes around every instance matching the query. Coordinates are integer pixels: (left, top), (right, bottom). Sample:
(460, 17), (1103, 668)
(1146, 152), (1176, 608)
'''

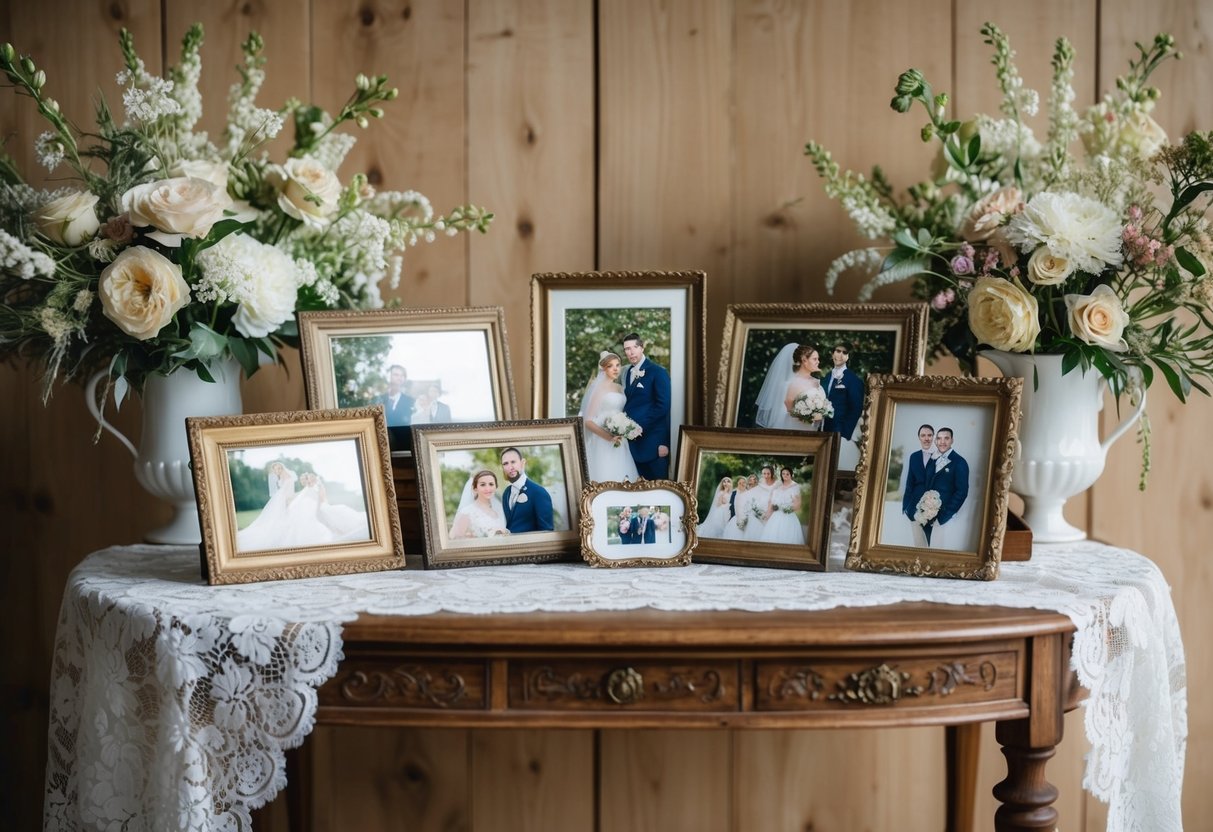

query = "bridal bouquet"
(790, 387), (834, 424)
(914, 490), (942, 526)
(807, 23), (1213, 406)
(0, 25), (492, 405)
(602, 411), (642, 444)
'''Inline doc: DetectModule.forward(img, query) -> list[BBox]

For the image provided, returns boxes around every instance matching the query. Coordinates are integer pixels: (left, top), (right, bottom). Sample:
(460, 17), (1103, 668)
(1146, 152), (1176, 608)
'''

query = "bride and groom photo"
(440, 445), (571, 542)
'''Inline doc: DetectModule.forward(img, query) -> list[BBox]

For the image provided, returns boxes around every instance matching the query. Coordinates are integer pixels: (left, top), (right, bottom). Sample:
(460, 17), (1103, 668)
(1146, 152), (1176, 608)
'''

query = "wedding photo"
(228, 439), (372, 554)
(607, 504), (674, 546)
(578, 480), (695, 568)
(436, 443), (570, 541)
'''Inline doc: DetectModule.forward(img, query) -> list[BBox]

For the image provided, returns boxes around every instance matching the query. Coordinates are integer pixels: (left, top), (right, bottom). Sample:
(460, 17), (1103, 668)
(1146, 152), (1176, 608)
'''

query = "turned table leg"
(945, 722), (981, 832)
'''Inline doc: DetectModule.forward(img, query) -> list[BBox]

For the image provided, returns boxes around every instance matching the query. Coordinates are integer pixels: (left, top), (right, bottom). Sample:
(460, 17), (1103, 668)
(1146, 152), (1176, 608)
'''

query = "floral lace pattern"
(45, 528), (1185, 831)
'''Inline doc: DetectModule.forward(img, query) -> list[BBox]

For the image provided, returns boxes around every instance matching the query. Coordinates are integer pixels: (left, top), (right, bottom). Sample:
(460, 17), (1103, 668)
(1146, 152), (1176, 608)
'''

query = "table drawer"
(510, 660), (739, 711)
(322, 658), (487, 710)
(755, 652), (1019, 711)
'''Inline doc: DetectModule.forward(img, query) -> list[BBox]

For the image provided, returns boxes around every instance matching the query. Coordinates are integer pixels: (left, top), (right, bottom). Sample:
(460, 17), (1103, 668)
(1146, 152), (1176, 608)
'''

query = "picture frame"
(712, 302), (928, 473)
(186, 406), (404, 585)
(531, 270), (706, 481)
(412, 419), (588, 568)
(846, 375), (1022, 581)
(579, 480), (697, 568)
(298, 306), (516, 455)
(675, 426), (839, 571)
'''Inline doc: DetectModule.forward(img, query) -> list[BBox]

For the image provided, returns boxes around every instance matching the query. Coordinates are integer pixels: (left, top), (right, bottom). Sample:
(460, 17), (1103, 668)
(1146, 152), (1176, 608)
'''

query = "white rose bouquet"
(914, 490), (943, 527)
(0, 25), (492, 405)
(807, 23), (1213, 414)
(601, 411), (642, 445)
(790, 387), (834, 425)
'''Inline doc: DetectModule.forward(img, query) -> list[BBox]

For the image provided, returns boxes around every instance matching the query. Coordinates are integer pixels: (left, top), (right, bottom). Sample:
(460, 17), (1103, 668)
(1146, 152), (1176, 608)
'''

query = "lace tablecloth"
(44, 532), (1186, 832)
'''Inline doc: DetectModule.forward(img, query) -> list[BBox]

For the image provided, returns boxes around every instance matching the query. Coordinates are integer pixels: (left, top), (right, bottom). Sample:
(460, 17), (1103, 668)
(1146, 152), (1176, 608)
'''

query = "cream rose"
(98, 246), (190, 340)
(967, 276), (1040, 353)
(121, 176), (230, 243)
(961, 186), (1024, 242)
(272, 158), (342, 226)
(1026, 247), (1074, 286)
(1065, 284), (1129, 351)
(169, 159), (230, 189)
(1119, 112), (1168, 161)
(34, 190), (100, 246)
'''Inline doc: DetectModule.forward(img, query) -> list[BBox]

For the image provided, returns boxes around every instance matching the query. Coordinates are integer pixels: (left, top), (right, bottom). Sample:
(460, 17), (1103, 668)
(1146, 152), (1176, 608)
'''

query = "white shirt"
(628, 359), (646, 385)
(507, 473), (529, 508)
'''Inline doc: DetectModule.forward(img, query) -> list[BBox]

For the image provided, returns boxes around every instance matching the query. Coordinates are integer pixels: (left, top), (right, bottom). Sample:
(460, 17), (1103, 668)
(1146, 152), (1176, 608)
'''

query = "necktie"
(508, 486), (517, 509)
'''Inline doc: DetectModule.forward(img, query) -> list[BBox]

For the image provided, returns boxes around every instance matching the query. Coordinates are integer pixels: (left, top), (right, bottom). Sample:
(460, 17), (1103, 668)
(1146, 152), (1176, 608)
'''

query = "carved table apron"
(299, 603), (1079, 832)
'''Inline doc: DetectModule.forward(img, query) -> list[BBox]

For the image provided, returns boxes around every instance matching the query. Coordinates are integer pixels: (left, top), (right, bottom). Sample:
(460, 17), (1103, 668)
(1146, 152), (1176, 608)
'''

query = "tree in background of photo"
(563, 307), (672, 414)
(737, 328), (897, 427)
(332, 335), (393, 408)
(694, 452), (815, 524)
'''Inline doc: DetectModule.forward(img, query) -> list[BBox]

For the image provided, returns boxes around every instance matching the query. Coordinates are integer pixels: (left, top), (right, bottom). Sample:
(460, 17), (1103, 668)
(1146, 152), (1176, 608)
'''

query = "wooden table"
(290, 602), (1080, 831)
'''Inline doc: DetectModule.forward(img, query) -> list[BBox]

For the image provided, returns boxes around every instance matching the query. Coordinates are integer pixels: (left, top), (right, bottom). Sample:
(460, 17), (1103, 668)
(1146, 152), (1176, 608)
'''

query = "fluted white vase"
(982, 350), (1145, 542)
(87, 359), (243, 544)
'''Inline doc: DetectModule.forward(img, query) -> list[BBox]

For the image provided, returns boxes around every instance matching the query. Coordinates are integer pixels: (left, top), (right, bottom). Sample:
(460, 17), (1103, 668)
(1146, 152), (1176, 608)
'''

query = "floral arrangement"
(914, 490), (942, 526)
(807, 23), (1213, 411)
(0, 25), (492, 406)
(791, 387), (834, 425)
(602, 411), (643, 444)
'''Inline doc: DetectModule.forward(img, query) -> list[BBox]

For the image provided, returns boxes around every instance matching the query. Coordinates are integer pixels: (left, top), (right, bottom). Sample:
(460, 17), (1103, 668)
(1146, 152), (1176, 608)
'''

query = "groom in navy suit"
(621, 333), (672, 480)
(924, 427), (969, 547)
(822, 343), (864, 440)
(902, 424), (937, 547)
(635, 506), (657, 544)
(500, 447), (554, 533)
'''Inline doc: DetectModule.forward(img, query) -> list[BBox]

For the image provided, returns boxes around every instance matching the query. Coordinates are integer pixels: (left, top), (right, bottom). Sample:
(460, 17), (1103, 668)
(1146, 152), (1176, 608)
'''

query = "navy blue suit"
(503, 476), (554, 533)
(623, 359), (672, 480)
(378, 392), (415, 428)
(902, 448), (935, 523)
(823, 367), (864, 439)
(925, 451), (969, 544)
(618, 512), (639, 544)
(636, 513), (657, 544)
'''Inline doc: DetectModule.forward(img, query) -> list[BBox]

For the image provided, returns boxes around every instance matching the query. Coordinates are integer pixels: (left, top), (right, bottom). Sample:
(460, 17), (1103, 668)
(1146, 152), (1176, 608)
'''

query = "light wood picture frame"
(531, 270), (706, 480)
(713, 302), (929, 474)
(411, 419), (588, 568)
(579, 479), (697, 568)
(675, 426), (838, 571)
(187, 406), (404, 585)
(847, 375), (1022, 581)
(298, 307), (516, 455)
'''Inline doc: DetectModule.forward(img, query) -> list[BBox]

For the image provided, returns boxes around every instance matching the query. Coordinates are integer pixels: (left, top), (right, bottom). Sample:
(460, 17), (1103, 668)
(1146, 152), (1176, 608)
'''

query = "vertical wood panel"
(467, 0), (596, 415)
(471, 729), (595, 832)
(1093, 3), (1213, 829)
(600, 730), (731, 832)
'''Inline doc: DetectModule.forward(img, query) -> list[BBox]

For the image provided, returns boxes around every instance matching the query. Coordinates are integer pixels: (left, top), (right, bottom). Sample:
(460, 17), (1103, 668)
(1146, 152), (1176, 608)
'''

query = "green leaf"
(941, 120), (962, 135)
(1138, 362), (1154, 389)
(1172, 182), (1213, 216)
(194, 362), (216, 384)
(1175, 246), (1207, 277)
(276, 318), (299, 338)
(966, 134), (981, 164)
(1153, 357), (1188, 402)
(113, 375), (129, 411)
(172, 322), (227, 361)
(1061, 349), (1081, 376)
(916, 228), (932, 247)
(228, 336), (261, 377)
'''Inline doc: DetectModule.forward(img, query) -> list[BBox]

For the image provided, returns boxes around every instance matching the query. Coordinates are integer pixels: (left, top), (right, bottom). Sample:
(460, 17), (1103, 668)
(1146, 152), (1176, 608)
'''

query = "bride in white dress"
(753, 344), (825, 431)
(696, 476), (734, 539)
(760, 467), (806, 544)
(579, 351), (640, 482)
(449, 469), (510, 539)
(275, 472), (340, 548)
(314, 475), (371, 542)
(236, 462), (298, 552)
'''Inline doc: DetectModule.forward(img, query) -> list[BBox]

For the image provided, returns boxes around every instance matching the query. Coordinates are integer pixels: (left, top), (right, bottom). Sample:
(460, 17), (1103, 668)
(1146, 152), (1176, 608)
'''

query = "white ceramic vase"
(982, 349), (1145, 542)
(87, 359), (243, 544)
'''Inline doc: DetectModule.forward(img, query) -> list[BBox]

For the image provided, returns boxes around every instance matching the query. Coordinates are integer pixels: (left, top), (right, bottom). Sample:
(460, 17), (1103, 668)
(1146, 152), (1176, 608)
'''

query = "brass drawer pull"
(605, 667), (645, 704)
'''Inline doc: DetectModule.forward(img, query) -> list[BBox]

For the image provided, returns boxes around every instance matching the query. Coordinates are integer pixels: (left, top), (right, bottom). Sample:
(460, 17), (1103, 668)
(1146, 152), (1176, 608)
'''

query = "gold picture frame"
(187, 406), (404, 585)
(674, 426), (838, 571)
(298, 306), (516, 454)
(713, 302), (929, 474)
(412, 419), (588, 568)
(847, 375), (1022, 581)
(531, 270), (706, 479)
(578, 479), (698, 568)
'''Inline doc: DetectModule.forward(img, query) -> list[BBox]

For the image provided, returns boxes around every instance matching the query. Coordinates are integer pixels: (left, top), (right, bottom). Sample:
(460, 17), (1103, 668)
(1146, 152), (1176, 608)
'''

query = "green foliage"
(332, 335), (393, 407)
(886, 445), (905, 496)
(227, 454), (316, 512)
(562, 307), (671, 413)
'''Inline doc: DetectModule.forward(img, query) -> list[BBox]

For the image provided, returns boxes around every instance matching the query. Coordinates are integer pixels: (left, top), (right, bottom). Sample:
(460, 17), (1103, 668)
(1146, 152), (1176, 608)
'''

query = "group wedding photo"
(608, 504), (674, 546)
(578, 480), (695, 568)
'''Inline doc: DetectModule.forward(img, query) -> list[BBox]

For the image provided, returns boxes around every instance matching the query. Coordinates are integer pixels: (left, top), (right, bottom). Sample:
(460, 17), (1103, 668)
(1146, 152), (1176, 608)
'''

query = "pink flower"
(931, 288), (956, 310)
(950, 255), (975, 275)
(100, 213), (134, 245)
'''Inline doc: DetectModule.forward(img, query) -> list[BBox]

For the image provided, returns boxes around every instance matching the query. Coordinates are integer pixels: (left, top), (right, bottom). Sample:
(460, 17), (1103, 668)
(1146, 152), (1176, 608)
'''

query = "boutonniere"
(634, 369), (646, 379)
(516, 493), (529, 503)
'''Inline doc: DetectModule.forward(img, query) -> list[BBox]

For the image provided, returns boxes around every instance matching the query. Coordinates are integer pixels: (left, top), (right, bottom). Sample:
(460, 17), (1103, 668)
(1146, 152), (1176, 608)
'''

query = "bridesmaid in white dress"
(580, 351), (640, 482)
(279, 472), (339, 548)
(721, 475), (750, 541)
(744, 467), (777, 542)
(450, 470), (510, 539)
(754, 344), (825, 431)
(696, 477), (734, 538)
(236, 462), (297, 552)
(760, 467), (806, 544)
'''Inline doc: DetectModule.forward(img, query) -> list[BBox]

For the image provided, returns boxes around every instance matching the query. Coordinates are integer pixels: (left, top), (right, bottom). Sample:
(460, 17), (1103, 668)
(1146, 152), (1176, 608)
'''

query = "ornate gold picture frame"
(531, 270), (706, 480)
(187, 407), (404, 585)
(713, 302), (928, 474)
(412, 419), (587, 568)
(298, 306), (516, 454)
(674, 426), (838, 571)
(579, 479), (697, 568)
(847, 375), (1022, 581)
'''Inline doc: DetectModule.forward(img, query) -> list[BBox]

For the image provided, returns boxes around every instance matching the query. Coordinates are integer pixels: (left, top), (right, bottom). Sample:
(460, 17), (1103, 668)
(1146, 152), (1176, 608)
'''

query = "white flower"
(197, 233), (301, 337)
(1007, 192), (1124, 274)
(1026, 247), (1075, 286)
(169, 159), (230, 190)
(98, 246), (190, 340)
(211, 660), (255, 729)
(33, 190), (100, 246)
(914, 490), (942, 525)
(271, 157), (342, 227)
(121, 176), (231, 244)
(1066, 284), (1129, 351)
(0, 228), (56, 278)
(791, 388), (834, 423)
(229, 615), (284, 665)
(34, 131), (65, 171)
(967, 276), (1040, 353)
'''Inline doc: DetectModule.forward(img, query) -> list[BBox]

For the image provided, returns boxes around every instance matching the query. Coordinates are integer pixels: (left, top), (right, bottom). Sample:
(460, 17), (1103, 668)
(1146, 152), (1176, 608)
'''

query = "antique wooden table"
(289, 602), (1080, 832)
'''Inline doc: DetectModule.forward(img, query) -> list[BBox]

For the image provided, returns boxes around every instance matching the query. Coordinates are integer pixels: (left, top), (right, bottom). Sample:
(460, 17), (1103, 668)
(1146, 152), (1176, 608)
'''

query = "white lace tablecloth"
(44, 531), (1186, 832)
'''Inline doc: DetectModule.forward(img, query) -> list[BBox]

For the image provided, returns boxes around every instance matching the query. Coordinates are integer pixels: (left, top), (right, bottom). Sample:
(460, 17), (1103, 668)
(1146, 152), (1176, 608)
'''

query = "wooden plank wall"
(1, 1), (1209, 829)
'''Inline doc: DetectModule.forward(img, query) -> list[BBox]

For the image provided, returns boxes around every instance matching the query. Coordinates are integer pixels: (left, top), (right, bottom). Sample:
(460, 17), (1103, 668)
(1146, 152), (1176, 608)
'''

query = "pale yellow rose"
(1065, 284), (1129, 351)
(1027, 247), (1074, 286)
(33, 190), (100, 246)
(272, 158), (342, 226)
(98, 246), (190, 340)
(1119, 112), (1168, 160)
(961, 186), (1025, 242)
(121, 176), (230, 243)
(967, 276), (1040, 353)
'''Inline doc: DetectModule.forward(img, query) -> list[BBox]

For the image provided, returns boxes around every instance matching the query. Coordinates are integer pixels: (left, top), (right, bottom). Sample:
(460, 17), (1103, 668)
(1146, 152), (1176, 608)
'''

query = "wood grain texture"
(467, 0), (596, 415)
(599, 730), (731, 832)
(471, 730), (594, 832)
